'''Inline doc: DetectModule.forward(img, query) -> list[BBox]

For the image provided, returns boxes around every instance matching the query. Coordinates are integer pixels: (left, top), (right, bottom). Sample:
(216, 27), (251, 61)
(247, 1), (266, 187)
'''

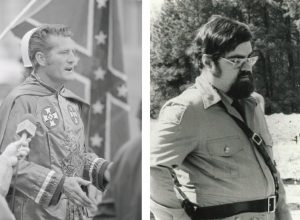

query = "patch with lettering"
(159, 103), (187, 125)
(41, 106), (59, 128)
(67, 105), (79, 125)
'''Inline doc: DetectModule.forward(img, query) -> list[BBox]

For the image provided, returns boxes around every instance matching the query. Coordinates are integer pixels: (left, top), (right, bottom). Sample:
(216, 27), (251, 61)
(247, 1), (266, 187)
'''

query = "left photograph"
(0, 0), (141, 220)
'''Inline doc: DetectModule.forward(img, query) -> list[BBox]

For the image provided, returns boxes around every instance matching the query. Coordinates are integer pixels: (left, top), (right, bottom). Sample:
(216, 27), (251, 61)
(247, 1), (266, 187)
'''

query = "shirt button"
(224, 146), (230, 154)
(234, 217), (241, 220)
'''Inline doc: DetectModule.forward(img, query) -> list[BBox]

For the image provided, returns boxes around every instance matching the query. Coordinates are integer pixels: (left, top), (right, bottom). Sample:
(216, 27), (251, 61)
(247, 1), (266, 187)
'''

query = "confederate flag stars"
(96, 0), (108, 9)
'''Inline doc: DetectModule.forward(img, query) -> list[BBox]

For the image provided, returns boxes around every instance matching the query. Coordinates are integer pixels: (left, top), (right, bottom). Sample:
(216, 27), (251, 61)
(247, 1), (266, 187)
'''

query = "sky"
(150, 0), (164, 18)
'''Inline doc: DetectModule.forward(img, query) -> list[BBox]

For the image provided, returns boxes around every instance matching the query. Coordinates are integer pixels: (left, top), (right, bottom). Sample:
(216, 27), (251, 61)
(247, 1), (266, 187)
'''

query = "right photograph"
(150, 1), (300, 220)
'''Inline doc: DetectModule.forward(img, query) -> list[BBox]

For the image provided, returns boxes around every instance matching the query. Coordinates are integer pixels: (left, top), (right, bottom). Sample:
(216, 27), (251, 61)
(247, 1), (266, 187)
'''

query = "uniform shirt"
(0, 73), (109, 220)
(150, 74), (291, 220)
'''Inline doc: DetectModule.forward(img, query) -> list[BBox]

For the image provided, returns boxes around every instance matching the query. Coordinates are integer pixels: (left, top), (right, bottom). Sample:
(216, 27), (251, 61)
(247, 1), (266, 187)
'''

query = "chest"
(35, 95), (83, 133)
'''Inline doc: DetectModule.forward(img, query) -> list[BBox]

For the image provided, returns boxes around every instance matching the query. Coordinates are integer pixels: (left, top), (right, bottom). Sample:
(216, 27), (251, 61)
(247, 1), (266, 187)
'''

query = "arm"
(0, 139), (30, 197)
(83, 152), (111, 191)
(0, 139), (30, 220)
(254, 101), (292, 220)
(276, 175), (292, 220)
(150, 102), (198, 219)
(0, 97), (63, 207)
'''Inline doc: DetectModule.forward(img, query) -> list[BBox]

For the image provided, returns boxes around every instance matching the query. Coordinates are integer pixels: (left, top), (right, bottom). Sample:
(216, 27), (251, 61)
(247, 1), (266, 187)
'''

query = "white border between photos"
(142, 0), (150, 219)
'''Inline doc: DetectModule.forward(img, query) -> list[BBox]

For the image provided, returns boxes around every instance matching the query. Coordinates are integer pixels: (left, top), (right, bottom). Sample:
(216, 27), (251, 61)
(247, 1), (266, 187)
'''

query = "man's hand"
(2, 138), (30, 166)
(63, 177), (96, 208)
(104, 162), (113, 182)
(0, 139), (30, 196)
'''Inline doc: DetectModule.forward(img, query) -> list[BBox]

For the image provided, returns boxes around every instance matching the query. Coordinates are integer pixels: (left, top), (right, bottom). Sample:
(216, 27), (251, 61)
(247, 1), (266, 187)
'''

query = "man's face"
(217, 41), (256, 99)
(43, 35), (78, 83)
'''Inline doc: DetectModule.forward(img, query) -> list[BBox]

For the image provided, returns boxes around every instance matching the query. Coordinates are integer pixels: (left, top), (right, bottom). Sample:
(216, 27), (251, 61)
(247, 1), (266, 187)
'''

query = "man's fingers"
(9, 156), (18, 166)
(17, 150), (29, 157)
(18, 146), (30, 153)
(75, 177), (92, 186)
(17, 147), (30, 159)
(73, 190), (95, 208)
(63, 177), (95, 208)
(15, 138), (29, 148)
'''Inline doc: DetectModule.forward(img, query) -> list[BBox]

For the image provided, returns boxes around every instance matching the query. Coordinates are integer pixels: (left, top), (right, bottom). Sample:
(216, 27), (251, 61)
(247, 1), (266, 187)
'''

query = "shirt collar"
(194, 73), (257, 109)
(194, 74), (222, 109)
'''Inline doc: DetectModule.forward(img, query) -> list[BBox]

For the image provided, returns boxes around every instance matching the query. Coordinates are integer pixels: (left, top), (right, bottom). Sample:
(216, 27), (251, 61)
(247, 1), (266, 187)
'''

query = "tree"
(151, 0), (300, 118)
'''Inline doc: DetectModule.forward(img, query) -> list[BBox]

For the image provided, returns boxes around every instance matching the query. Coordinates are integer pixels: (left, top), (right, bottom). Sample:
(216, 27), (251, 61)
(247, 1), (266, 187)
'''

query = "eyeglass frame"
(219, 56), (259, 69)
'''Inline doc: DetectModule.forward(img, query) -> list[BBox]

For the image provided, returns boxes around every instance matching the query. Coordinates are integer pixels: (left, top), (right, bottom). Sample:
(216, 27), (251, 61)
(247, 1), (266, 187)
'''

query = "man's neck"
(35, 70), (64, 90)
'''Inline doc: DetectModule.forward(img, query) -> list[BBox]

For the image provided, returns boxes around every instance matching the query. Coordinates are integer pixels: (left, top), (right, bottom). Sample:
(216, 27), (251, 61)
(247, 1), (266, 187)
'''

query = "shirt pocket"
(206, 136), (244, 179)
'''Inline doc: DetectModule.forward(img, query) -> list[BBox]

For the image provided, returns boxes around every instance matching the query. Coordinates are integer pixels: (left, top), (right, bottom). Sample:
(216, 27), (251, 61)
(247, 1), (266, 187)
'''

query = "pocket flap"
(207, 136), (243, 157)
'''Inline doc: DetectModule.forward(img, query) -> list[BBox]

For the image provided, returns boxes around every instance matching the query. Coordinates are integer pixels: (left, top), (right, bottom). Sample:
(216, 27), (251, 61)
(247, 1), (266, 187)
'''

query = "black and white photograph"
(150, 0), (300, 219)
(0, 0), (141, 219)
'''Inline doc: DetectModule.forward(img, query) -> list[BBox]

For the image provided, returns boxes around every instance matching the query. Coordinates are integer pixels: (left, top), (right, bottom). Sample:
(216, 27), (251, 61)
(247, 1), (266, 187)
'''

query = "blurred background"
(0, 0), (141, 160)
(151, 0), (300, 219)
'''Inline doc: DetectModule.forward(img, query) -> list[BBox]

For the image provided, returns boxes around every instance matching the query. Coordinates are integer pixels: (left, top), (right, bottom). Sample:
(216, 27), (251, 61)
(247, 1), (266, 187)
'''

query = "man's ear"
(202, 54), (221, 77)
(35, 52), (47, 66)
(202, 54), (214, 69)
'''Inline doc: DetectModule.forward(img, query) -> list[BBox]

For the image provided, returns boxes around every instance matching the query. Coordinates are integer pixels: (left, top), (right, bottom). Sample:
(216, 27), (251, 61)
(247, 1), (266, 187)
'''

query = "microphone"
(16, 114), (37, 141)
(11, 114), (37, 211)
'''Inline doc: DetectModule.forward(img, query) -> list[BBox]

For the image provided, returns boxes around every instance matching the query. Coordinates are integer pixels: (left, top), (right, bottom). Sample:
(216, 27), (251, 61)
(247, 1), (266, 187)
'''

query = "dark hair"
(189, 15), (252, 69)
(28, 24), (73, 69)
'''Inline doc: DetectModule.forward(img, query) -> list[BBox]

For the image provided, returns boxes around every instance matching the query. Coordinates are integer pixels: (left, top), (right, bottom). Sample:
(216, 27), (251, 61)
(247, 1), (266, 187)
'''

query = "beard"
(227, 70), (254, 99)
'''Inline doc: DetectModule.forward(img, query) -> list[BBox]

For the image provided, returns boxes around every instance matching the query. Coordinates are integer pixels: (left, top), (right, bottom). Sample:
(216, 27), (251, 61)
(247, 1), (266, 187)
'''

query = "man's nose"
(67, 51), (76, 63)
(240, 61), (252, 72)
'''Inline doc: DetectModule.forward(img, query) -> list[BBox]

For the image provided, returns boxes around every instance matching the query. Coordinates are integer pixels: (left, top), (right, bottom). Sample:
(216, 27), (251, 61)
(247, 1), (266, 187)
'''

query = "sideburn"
(211, 61), (222, 78)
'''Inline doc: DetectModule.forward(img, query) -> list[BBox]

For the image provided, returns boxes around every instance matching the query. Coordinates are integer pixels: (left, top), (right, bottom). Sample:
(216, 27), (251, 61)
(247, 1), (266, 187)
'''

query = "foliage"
(151, 0), (300, 118)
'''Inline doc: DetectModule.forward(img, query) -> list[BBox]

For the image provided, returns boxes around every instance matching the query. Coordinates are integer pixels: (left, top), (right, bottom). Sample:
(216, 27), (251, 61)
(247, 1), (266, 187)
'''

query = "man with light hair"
(0, 24), (111, 220)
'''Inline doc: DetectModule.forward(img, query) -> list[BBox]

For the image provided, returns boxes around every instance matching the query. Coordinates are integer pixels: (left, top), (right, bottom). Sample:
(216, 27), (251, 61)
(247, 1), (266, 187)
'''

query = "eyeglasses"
(220, 56), (259, 68)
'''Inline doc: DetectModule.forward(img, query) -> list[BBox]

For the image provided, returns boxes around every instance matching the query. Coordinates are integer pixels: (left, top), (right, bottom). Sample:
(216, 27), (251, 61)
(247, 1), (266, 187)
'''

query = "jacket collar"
(31, 72), (64, 94)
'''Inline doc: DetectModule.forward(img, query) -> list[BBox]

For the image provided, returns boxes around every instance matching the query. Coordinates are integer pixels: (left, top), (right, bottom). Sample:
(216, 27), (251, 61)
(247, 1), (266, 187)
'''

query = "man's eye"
(230, 58), (242, 64)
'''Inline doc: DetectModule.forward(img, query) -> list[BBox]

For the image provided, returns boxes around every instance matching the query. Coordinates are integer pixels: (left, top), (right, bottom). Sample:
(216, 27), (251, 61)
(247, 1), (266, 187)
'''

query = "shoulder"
(175, 86), (205, 107)
(159, 87), (205, 125)
(251, 92), (265, 104)
(251, 92), (265, 113)
(3, 85), (39, 108)
(63, 88), (90, 106)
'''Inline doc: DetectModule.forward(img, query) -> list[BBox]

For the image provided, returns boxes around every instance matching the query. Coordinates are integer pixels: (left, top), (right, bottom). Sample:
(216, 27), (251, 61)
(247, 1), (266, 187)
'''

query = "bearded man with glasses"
(151, 15), (291, 220)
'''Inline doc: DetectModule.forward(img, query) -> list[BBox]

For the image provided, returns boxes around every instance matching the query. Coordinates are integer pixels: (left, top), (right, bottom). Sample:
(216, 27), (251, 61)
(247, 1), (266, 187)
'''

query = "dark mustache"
(238, 71), (252, 78)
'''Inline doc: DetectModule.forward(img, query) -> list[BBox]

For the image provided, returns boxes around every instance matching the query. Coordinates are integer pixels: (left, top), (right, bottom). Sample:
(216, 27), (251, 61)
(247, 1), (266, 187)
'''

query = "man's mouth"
(64, 67), (73, 72)
(239, 72), (249, 77)
(238, 71), (252, 80)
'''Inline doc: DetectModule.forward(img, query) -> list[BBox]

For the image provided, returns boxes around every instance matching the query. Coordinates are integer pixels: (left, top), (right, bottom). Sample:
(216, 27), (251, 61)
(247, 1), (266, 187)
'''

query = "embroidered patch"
(159, 103), (187, 125)
(60, 146), (84, 177)
(68, 105), (79, 125)
(41, 106), (59, 128)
